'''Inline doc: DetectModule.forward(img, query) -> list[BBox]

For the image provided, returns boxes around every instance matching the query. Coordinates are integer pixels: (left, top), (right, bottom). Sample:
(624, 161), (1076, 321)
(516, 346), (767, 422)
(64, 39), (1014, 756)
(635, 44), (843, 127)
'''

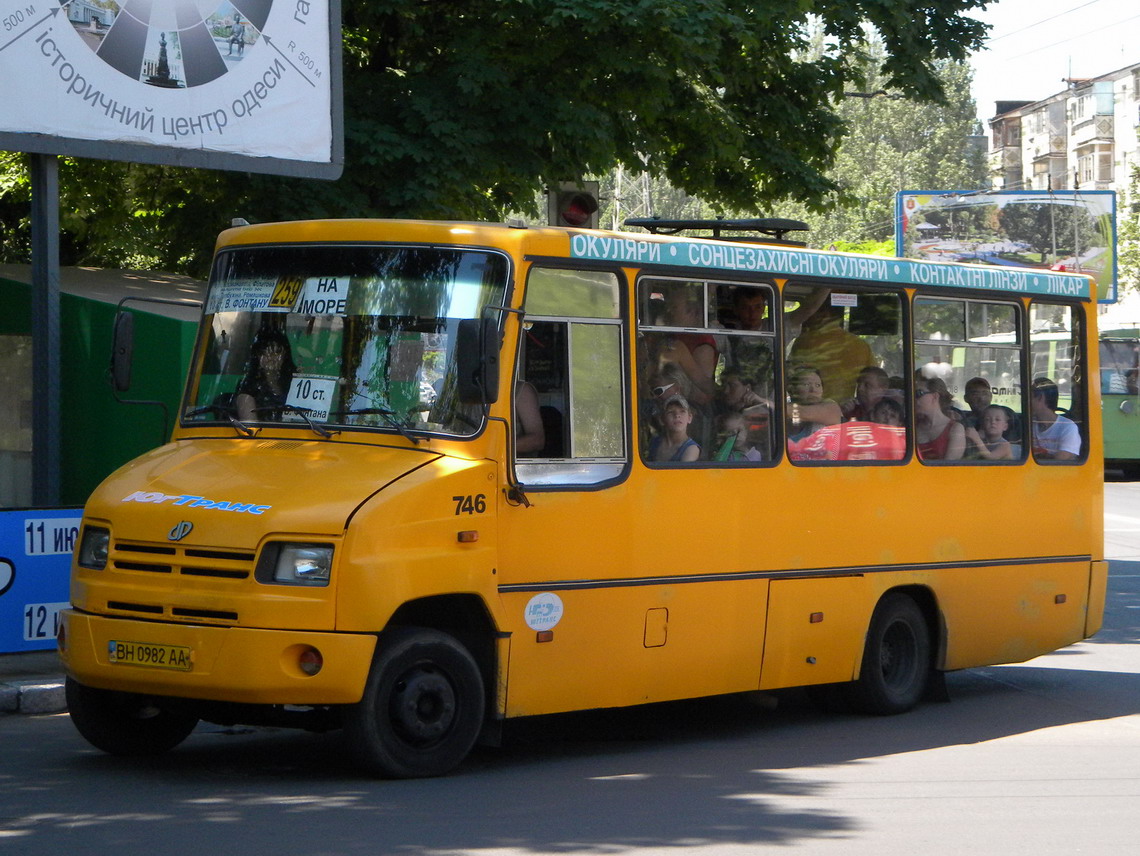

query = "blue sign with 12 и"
(0, 509), (80, 653)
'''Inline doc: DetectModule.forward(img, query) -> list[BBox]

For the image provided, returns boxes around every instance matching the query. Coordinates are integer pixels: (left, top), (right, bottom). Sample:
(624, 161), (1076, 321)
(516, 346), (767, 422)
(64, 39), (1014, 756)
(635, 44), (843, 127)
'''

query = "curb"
(0, 678), (67, 715)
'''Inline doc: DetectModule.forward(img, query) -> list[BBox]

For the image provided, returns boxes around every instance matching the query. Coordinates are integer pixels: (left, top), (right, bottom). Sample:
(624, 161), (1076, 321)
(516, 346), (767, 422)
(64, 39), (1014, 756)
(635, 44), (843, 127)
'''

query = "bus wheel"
(65, 678), (199, 755)
(850, 593), (931, 715)
(345, 627), (485, 778)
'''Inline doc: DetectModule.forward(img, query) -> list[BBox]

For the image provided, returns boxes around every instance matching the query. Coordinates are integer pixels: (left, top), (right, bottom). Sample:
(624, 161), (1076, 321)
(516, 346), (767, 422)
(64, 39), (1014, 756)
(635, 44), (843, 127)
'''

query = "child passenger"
(843, 366), (890, 421)
(870, 397), (904, 427)
(714, 412), (764, 462)
(963, 404), (1014, 460)
(648, 395), (701, 462)
(787, 365), (843, 442)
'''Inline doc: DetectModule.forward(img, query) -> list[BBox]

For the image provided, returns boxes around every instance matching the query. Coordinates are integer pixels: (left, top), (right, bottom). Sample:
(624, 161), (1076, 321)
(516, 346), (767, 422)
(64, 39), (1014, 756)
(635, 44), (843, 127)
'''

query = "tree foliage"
(0, 0), (990, 276)
(1120, 166), (1140, 296)
(999, 203), (1100, 264)
(765, 46), (988, 247)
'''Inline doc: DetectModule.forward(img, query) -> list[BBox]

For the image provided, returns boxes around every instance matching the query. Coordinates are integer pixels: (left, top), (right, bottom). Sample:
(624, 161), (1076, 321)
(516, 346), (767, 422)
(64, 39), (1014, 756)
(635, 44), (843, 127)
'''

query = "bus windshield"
(184, 244), (510, 436)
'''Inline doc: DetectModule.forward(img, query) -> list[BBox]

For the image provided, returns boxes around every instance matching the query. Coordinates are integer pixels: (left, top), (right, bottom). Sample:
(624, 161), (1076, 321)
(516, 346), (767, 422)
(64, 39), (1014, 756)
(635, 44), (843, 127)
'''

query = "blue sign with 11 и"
(0, 509), (80, 653)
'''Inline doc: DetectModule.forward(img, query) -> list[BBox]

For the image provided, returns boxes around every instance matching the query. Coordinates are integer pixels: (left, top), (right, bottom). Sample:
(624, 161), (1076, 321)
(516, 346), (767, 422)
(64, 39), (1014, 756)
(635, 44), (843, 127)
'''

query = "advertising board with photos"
(895, 190), (1116, 303)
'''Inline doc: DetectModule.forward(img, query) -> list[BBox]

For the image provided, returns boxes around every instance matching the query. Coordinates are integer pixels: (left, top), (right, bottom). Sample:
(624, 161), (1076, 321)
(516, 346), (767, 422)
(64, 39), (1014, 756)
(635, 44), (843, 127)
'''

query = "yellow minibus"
(60, 218), (1106, 777)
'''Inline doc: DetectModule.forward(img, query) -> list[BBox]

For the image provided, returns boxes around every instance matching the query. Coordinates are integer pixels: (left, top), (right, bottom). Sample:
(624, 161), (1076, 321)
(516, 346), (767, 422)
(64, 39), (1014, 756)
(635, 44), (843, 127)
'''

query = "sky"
(968, 0), (1140, 123)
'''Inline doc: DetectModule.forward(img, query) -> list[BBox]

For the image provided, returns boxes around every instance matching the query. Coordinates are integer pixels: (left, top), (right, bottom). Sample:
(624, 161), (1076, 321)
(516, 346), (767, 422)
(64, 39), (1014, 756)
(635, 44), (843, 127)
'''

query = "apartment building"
(989, 61), (1140, 199)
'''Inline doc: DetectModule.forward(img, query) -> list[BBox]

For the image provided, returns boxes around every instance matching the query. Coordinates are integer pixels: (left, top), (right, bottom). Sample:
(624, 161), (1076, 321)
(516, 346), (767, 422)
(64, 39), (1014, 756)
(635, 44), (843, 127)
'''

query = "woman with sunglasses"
(915, 376), (965, 461)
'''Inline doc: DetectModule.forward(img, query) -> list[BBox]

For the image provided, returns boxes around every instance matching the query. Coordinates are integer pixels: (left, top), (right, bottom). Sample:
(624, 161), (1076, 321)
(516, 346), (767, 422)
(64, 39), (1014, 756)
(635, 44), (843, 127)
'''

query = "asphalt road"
(1, 485), (1137, 855)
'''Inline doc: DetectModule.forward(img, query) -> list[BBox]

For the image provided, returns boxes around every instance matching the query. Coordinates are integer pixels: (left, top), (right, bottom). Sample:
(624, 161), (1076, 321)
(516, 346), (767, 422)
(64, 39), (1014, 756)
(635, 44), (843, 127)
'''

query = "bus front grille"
(111, 541), (256, 580)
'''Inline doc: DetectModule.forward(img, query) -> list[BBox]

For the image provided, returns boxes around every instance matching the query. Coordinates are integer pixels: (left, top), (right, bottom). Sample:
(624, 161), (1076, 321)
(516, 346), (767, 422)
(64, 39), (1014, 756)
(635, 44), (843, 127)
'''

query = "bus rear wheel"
(65, 677), (199, 755)
(344, 627), (485, 778)
(850, 593), (931, 715)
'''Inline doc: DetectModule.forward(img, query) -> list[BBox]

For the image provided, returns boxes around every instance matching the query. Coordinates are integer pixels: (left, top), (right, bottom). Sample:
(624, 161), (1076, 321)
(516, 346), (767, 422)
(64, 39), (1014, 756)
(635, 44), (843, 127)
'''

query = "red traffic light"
(548, 182), (600, 228)
(557, 191), (599, 227)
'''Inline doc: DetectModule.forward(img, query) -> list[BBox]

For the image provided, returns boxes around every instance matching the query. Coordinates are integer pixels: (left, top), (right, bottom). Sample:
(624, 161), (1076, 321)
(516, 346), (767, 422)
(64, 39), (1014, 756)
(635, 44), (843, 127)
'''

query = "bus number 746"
(452, 495), (486, 515)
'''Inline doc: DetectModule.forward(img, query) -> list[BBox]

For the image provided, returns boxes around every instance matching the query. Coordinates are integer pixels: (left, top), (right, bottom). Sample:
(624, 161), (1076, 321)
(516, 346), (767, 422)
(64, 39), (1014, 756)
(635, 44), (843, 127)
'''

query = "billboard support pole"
(30, 152), (61, 507)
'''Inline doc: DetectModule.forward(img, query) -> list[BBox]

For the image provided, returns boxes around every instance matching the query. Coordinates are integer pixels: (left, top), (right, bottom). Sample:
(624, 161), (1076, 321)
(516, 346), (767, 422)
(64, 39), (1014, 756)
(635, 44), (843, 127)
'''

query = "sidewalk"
(0, 650), (67, 715)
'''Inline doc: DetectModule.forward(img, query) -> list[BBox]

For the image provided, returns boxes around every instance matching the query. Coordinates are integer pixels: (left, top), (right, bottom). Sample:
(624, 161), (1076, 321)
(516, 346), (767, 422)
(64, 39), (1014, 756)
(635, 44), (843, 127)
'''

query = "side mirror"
(1120, 399), (1134, 415)
(456, 317), (500, 404)
(110, 310), (135, 393)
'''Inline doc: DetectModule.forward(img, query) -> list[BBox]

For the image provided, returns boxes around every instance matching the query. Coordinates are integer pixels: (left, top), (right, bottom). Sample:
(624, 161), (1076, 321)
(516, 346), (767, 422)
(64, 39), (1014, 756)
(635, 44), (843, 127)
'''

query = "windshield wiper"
(184, 403), (258, 437)
(329, 407), (423, 445)
(254, 404), (340, 439)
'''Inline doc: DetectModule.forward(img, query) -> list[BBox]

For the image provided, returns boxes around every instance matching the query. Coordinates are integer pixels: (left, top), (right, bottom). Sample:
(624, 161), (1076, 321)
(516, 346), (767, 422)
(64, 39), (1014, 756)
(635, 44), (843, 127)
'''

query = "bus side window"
(711, 282), (776, 464)
(638, 278), (720, 463)
(1099, 339), (1139, 395)
(786, 287), (905, 464)
(514, 268), (626, 486)
(1029, 302), (1084, 462)
(914, 297), (1024, 464)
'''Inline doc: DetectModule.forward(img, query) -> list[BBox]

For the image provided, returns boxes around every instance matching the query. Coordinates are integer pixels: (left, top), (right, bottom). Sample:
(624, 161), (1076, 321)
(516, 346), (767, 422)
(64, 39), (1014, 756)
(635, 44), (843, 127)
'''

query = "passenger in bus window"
(779, 287), (831, 340)
(714, 412), (764, 462)
(964, 405), (1014, 461)
(515, 381), (545, 455)
(724, 335), (774, 403)
(842, 366), (891, 421)
(719, 370), (771, 414)
(645, 364), (696, 439)
(870, 397), (905, 427)
(728, 287), (772, 332)
(1030, 377), (1080, 461)
(915, 376), (965, 461)
(961, 377), (993, 428)
(648, 395), (701, 463)
(787, 300), (872, 402)
(234, 329), (296, 421)
(654, 286), (718, 406)
(649, 364), (691, 402)
(729, 285), (827, 338)
(787, 365), (843, 442)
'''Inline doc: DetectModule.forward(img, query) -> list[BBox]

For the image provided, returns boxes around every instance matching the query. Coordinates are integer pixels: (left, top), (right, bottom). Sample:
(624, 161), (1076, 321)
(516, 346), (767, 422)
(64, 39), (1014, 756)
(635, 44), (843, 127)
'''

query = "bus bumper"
(1086, 560), (1109, 638)
(59, 609), (377, 705)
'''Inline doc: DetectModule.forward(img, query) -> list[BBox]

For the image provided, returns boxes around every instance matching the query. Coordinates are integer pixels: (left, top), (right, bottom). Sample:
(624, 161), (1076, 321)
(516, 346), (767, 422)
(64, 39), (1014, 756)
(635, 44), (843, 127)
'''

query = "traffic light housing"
(548, 181), (600, 228)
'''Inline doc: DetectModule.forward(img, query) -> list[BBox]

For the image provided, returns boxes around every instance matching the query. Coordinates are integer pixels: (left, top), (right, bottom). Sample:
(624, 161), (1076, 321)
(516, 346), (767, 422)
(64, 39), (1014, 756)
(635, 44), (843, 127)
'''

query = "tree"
(999, 203), (1100, 264)
(766, 43), (989, 247)
(1120, 165), (1140, 297)
(0, 0), (990, 276)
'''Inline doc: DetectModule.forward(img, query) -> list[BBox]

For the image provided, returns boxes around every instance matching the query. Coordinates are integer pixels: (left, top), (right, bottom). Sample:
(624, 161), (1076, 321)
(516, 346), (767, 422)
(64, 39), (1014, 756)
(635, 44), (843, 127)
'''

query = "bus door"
(496, 266), (638, 715)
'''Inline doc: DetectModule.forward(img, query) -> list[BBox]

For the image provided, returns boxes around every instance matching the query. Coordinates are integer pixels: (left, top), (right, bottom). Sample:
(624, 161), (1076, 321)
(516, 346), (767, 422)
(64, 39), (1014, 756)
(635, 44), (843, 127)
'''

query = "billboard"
(896, 191), (1116, 303)
(0, 508), (77, 653)
(0, 0), (342, 178)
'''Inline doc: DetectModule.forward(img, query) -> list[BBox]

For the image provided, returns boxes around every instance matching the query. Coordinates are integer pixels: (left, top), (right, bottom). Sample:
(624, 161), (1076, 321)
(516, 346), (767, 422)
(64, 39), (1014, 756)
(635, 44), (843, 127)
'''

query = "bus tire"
(65, 677), (199, 756)
(344, 627), (484, 778)
(849, 593), (931, 715)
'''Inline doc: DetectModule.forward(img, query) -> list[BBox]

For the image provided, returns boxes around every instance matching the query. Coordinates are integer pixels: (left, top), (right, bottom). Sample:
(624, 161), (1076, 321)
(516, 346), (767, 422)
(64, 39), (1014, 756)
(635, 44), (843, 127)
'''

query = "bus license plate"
(108, 640), (192, 671)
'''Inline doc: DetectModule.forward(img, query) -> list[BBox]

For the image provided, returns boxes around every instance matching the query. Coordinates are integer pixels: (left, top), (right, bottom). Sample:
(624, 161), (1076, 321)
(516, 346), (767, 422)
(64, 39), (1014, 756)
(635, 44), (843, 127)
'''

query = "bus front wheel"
(850, 593), (931, 715)
(65, 677), (199, 755)
(344, 627), (485, 778)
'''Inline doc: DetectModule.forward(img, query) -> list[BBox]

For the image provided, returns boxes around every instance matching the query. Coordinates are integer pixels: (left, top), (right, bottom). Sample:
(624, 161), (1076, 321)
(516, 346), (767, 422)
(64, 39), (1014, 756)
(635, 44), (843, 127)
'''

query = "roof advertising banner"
(0, 0), (342, 177)
(895, 190), (1116, 303)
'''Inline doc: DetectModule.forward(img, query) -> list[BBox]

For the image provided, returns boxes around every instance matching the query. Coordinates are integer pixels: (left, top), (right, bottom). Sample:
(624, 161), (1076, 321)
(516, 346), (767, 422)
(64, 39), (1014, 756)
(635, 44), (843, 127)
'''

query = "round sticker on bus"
(524, 592), (564, 631)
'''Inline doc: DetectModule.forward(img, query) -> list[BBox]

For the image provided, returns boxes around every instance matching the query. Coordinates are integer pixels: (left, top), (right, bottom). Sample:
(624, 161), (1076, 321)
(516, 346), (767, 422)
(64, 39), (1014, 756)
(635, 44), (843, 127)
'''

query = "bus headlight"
(258, 543), (333, 586)
(77, 527), (110, 570)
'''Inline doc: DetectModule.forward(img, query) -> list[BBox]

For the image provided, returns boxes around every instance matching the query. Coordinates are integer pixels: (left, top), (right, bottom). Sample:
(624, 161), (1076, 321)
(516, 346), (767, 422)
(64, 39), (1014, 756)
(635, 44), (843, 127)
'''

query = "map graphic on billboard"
(895, 191), (1117, 303)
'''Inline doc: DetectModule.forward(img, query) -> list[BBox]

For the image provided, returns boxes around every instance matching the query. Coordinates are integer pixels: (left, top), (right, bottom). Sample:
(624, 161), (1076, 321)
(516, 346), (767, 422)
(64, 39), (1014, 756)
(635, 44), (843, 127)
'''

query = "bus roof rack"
(623, 217), (810, 246)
